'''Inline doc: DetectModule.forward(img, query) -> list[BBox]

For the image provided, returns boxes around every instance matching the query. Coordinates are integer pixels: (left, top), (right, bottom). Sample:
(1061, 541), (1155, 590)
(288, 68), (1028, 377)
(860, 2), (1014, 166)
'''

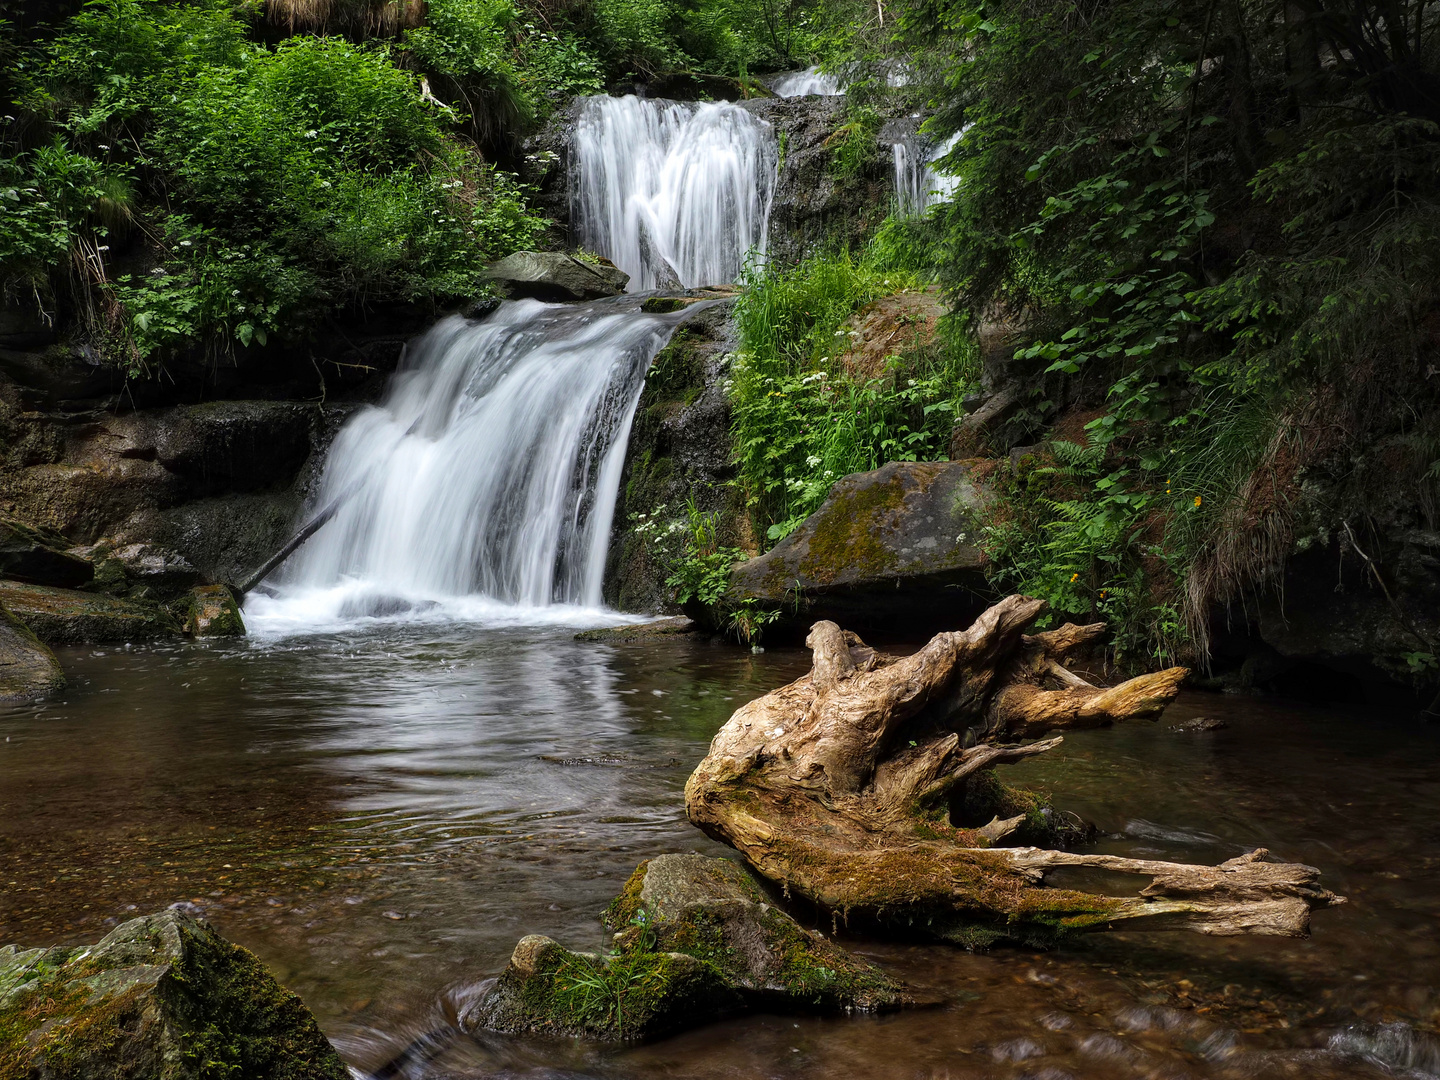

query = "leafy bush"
(1, 0), (551, 370)
(902, 0), (1440, 668)
(730, 245), (971, 540)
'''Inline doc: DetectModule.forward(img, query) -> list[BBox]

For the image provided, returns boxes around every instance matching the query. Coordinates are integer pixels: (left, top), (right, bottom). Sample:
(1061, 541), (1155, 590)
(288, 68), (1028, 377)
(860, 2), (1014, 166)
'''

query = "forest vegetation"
(3, 0), (1439, 682)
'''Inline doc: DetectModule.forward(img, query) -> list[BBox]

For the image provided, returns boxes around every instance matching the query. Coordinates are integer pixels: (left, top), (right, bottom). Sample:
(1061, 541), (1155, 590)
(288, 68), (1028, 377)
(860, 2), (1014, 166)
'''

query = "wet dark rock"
(460, 297), (502, 321)
(720, 460), (993, 636)
(179, 583), (246, 637)
(0, 515), (93, 587)
(1170, 716), (1228, 734)
(93, 541), (201, 600)
(0, 600), (65, 701)
(739, 97), (896, 265)
(605, 300), (744, 614)
(463, 853), (908, 1042)
(0, 909), (348, 1079)
(485, 251), (629, 301)
(0, 579), (180, 644)
(574, 616), (699, 643)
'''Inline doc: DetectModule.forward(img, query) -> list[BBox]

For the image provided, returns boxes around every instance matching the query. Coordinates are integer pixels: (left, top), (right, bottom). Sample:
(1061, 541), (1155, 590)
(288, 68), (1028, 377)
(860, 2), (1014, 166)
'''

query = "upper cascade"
(893, 128), (963, 215)
(772, 66), (843, 96)
(571, 95), (778, 290)
(248, 300), (679, 630)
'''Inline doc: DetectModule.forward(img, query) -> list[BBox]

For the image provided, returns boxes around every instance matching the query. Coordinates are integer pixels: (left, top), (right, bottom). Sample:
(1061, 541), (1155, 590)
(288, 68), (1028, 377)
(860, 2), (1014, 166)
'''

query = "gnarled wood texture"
(685, 595), (1343, 942)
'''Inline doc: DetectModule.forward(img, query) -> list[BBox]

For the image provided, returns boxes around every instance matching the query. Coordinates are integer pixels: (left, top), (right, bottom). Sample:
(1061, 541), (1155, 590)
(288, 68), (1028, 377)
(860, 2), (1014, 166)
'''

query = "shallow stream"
(3, 616), (1439, 1079)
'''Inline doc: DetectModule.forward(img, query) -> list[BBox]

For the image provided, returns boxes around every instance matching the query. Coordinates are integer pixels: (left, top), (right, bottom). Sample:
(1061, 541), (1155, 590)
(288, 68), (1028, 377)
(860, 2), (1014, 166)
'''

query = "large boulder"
(484, 251), (629, 301)
(463, 853), (906, 1042)
(0, 602), (65, 701)
(0, 580), (180, 644)
(722, 460), (994, 636)
(0, 909), (348, 1079)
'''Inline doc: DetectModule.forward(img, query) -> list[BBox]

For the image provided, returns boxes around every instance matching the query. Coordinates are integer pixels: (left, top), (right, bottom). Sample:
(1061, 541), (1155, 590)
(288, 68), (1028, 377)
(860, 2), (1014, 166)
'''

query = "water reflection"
(1, 625), (1438, 1079)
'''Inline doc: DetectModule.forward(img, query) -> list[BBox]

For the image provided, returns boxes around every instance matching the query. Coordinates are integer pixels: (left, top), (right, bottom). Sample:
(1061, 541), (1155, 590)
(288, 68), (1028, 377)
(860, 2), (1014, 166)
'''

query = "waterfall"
(246, 299), (684, 631)
(772, 66), (842, 96)
(893, 128), (963, 215)
(571, 95), (777, 290)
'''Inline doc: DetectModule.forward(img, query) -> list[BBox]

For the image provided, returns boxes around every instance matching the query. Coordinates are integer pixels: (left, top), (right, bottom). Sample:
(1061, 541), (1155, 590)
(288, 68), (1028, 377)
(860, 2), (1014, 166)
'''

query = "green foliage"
(2, 0), (548, 370)
(731, 245), (972, 540)
(905, 0), (1440, 666)
(655, 499), (745, 606)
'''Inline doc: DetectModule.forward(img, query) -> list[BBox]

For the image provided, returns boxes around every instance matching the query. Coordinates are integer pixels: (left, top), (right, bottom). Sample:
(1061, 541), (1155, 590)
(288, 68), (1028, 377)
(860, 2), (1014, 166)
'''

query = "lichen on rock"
(0, 909), (347, 1080)
(0, 580), (181, 645)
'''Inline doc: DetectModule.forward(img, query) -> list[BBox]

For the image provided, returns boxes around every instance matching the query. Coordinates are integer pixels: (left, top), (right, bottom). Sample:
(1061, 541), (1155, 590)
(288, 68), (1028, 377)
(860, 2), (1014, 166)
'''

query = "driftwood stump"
(685, 595), (1343, 943)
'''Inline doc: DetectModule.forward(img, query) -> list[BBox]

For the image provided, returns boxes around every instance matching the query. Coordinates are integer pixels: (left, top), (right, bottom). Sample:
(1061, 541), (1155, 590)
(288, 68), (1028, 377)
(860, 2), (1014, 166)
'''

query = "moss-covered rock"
(0, 580), (180, 644)
(463, 854), (908, 1043)
(721, 460), (994, 637)
(0, 909), (348, 1080)
(0, 601), (65, 701)
(604, 300), (751, 613)
(177, 584), (245, 637)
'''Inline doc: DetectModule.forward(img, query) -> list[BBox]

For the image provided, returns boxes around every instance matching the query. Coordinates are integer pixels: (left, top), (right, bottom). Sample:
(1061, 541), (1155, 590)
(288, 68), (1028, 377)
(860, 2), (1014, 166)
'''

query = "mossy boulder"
(721, 460), (994, 637)
(0, 580), (180, 645)
(462, 854), (907, 1042)
(178, 584), (245, 637)
(0, 909), (348, 1080)
(0, 601), (65, 701)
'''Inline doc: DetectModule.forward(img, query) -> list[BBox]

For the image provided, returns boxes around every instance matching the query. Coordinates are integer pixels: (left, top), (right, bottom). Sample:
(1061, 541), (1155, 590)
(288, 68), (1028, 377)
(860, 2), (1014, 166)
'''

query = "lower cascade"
(249, 299), (683, 628)
(571, 94), (777, 290)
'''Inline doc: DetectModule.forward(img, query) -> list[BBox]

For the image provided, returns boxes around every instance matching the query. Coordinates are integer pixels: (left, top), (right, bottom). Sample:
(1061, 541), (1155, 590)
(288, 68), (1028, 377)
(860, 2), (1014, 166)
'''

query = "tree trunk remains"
(685, 595), (1343, 943)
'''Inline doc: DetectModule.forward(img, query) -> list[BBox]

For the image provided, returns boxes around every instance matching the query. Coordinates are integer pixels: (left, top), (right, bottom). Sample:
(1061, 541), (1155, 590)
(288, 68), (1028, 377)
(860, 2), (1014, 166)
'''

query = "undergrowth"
(730, 238), (976, 541)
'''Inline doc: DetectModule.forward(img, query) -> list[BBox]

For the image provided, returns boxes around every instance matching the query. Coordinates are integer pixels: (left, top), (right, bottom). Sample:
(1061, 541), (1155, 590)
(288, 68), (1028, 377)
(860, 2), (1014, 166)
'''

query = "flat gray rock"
(485, 251), (629, 300)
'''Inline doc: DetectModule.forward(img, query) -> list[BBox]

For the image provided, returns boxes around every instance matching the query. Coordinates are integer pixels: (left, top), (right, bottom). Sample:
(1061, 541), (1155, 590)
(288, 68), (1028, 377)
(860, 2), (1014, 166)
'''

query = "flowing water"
(571, 95), (777, 290)
(893, 128), (963, 215)
(3, 630), (1439, 1080)
(772, 66), (843, 96)
(248, 297), (691, 629)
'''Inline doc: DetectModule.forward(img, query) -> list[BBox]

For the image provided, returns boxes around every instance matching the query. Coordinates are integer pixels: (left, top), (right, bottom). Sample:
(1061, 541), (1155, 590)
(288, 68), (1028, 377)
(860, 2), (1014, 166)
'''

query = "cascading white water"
(572, 95), (777, 290)
(245, 299), (682, 632)
(893, 128), (964, 215)
(772, 66), (843, 96)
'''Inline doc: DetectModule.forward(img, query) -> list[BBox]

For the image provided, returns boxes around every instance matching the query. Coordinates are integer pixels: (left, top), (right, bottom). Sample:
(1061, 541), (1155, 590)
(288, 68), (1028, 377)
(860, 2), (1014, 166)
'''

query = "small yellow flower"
(1193, 495), (1202, 507)
(1070, 573), (1079, 582)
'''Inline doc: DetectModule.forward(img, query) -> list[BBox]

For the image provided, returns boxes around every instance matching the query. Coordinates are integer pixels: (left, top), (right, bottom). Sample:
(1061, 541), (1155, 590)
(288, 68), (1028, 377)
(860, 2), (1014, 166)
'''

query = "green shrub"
(3, 0), (549, 369)
(730, 244), (971, 541)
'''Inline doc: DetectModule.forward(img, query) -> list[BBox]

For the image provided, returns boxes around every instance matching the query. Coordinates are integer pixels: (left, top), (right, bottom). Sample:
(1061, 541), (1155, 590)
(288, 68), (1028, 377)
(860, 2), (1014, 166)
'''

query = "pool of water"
(2, 619), (1438, 1079)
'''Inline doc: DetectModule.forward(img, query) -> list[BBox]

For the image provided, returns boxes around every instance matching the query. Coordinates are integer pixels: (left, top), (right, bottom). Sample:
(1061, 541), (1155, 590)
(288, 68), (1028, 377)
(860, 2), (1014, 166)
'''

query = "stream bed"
(2, 618), (1439, 1079)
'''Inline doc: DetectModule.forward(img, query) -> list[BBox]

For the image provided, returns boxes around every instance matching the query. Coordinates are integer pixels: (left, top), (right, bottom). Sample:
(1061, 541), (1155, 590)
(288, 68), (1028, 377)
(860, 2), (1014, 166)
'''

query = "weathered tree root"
(685, 595), (1344, 942)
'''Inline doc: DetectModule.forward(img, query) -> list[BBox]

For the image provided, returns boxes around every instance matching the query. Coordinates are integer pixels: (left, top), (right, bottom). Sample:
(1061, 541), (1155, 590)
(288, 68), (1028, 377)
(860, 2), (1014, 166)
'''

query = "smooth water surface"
(3, 625), (1439, 1080)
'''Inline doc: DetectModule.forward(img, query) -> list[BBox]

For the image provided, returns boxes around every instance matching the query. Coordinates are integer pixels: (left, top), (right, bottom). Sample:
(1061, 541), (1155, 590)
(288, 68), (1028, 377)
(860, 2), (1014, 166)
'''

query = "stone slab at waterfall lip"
(484, 250), (629, 301)
(721, 459), (993, 636)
